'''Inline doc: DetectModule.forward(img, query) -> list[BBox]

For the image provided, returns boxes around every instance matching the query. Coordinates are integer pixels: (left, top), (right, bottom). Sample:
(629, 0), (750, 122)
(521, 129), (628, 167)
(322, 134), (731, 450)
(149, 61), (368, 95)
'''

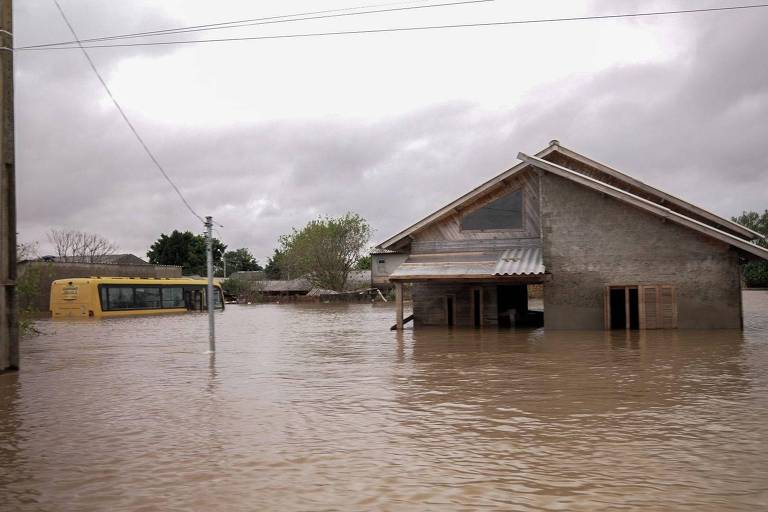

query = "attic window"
(461, 189), (523, 231)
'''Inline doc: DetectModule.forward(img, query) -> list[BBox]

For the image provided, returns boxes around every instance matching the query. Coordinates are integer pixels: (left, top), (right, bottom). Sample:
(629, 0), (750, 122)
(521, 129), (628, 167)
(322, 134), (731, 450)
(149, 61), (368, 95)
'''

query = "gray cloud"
(14, 1), (768, 263)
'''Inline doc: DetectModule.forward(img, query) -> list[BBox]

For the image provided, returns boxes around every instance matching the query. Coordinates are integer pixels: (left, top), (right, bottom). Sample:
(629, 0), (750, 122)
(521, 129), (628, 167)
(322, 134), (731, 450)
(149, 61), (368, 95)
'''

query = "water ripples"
(1, 292), (768, 510)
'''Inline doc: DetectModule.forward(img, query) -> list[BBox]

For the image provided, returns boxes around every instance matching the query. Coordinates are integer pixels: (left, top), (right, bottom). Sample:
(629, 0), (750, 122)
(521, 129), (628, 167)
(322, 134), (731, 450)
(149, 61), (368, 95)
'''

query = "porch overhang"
(389, 247), (546, 282)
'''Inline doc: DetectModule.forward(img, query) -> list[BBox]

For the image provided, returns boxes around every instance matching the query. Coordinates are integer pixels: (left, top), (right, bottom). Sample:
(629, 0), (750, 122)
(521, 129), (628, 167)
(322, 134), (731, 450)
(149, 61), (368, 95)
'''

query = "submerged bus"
(50, 277), (224, 318)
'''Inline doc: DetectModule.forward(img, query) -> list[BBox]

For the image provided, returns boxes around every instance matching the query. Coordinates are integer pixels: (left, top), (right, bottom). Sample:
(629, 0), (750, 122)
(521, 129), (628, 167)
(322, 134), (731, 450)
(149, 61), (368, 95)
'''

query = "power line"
(51, 0), (205, 224)
(20, 0), (493, 49)
(22, 2), (768, 51)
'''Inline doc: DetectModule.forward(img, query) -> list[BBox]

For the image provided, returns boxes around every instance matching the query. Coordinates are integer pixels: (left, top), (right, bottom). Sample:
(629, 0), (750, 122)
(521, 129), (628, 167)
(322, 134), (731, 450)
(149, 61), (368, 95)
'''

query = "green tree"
(264, 249), (284, 279)
(733, 210), (768, 288)
(278, 212), (371, 291)
(222, 248), (262, 276)
(354, 254), (372, 270)
(147, 230), (226, 276)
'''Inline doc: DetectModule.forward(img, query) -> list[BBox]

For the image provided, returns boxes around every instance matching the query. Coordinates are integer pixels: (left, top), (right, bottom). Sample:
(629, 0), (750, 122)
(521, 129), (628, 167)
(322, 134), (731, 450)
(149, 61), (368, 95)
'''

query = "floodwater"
(2, 293), (768, 511)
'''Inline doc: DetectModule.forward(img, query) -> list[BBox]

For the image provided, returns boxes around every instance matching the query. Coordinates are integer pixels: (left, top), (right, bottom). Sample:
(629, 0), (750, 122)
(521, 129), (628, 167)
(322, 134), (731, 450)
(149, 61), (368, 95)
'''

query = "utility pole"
(205, 216), (215, 352)
(0, 0), (17, 372)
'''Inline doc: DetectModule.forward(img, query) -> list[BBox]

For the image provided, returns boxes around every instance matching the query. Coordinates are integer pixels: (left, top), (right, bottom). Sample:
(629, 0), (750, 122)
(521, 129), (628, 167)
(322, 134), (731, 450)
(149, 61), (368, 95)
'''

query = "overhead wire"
(51, 0), (205, 224)
(20, 0), (493, 49)
(21, 2), (768, 51)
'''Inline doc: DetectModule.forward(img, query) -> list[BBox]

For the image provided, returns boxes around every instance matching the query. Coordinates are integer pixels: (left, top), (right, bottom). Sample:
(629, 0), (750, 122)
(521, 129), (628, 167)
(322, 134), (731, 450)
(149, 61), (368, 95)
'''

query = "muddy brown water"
(1, 292), (768, 511)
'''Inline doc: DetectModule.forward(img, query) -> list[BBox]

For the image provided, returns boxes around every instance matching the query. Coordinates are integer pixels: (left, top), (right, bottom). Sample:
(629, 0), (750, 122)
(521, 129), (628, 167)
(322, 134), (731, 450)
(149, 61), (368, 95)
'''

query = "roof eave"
(551, 144), (763, 241)
(519, 153), (768, 262)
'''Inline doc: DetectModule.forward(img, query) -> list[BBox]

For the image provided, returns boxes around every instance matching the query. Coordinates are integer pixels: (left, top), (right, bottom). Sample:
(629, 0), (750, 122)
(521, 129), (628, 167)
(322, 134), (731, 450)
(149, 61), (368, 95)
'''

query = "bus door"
(184, 289), (203, 311)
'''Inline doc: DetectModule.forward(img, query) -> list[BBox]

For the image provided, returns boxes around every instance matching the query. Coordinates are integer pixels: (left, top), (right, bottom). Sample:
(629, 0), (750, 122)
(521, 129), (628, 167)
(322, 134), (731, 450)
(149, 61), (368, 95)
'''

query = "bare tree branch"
(47, 229), (118, 262)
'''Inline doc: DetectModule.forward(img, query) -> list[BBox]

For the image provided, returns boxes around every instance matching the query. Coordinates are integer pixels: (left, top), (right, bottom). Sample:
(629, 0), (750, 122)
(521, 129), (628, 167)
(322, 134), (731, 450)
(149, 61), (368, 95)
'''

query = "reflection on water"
(1, 291), (767, 511)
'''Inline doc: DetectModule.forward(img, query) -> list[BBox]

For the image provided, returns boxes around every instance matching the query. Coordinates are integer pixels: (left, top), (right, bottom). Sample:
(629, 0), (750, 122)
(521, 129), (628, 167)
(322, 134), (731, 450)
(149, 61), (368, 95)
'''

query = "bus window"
(161, 287), (184, 308)
(108, 287), (134, 310)
(135, 288), (161, 309)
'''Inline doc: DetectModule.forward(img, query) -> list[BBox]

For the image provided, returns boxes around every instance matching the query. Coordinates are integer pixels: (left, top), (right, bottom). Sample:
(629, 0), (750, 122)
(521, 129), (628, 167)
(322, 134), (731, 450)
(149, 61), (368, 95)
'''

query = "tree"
(264, 249), (284, 279)
(354, 254), (371, 270)
(222, 248), (262, 277)
(47, 229), (118, 263)
(278, 212), (371, 291)
(147, 230), (226, 276)
(733, 210), (768, 288)
(16, 241), (38, 261)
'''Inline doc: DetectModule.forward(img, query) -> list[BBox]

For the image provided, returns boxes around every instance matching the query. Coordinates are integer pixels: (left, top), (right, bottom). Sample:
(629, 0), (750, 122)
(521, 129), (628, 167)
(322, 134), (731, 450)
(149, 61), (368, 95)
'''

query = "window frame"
(459, 187), (526, 233)
(98, 284), (216, 312)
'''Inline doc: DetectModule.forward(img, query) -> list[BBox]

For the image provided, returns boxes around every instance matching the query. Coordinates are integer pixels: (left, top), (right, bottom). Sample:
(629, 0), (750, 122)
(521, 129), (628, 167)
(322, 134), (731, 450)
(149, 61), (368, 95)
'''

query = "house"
(376, 140), (768, 330)
(43, 253), (150, 265)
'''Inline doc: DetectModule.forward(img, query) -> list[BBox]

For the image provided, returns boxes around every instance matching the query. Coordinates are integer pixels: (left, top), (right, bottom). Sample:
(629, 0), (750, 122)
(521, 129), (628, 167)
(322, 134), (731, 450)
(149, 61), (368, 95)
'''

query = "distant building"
(228, 270), (266, 281)
(259, 278), (313, 296)
(377, 140), (768, 330)
(42, 253), (150, 265)
(371, 249), (407, 290)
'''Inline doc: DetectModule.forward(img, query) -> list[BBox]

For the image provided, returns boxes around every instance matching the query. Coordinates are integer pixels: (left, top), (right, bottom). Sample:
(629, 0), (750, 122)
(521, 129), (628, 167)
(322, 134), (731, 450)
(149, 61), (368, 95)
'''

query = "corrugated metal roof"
(494, 247), (545, 276)
(390, 248), (545, 280)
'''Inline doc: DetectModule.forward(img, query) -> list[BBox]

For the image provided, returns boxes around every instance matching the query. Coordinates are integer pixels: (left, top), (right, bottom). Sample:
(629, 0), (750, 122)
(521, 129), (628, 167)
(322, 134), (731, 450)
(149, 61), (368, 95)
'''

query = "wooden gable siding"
(410, 169), (540, 252)
(543, 152), (748, 240)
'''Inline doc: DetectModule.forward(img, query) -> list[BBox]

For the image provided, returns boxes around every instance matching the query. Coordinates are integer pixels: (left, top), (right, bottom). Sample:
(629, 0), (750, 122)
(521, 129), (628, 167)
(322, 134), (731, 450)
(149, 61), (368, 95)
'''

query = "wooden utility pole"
(0, 0), (17, 372)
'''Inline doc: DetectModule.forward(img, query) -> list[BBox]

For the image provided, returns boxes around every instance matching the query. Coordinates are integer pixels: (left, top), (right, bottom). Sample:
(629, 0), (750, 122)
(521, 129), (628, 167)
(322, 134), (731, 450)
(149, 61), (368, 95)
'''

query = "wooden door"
(639, 285), (677, 329)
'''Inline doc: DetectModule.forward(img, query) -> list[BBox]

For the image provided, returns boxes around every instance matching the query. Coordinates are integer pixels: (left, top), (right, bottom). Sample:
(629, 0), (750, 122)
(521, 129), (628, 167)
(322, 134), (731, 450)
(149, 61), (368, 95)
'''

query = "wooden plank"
(660, 285), (677, 329)
(642, 285), (659, 330)
(395, 282), (403, 330)
(625, 287), (630, 330)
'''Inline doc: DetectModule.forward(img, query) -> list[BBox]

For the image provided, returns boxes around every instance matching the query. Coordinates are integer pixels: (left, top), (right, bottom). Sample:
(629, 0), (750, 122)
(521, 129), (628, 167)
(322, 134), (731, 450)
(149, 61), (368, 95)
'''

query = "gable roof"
(379, 141), (763, 250)
(379, 143), (559, 250)
(545, 144), (763, 241)
(44, 254), (149, 265)
(519, 153), (768, 261)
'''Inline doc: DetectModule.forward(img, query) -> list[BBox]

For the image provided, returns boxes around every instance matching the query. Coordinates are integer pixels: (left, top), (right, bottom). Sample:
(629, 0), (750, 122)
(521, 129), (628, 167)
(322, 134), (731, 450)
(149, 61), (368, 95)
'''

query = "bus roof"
(51, 277), (222, 287)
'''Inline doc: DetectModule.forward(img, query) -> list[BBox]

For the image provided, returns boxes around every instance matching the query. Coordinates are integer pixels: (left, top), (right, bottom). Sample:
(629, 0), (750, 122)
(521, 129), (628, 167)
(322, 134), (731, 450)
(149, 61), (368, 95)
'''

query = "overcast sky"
(13, 0), (768, 262)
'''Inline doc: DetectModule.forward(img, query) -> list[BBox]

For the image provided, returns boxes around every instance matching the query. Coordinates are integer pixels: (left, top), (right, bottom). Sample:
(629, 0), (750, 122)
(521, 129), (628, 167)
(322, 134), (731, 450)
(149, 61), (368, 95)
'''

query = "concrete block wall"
(412, 282), (498, 327)
(541, 173), (742, 329)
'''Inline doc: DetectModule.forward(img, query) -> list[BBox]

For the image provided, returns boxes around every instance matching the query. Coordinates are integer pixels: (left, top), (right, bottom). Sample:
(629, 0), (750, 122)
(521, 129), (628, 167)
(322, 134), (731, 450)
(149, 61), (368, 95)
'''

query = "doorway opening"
(497, 284), (544, 327)
(445, 296), (455, 327)
(472, 288), (482, 327)
(608, 286), (639, 330)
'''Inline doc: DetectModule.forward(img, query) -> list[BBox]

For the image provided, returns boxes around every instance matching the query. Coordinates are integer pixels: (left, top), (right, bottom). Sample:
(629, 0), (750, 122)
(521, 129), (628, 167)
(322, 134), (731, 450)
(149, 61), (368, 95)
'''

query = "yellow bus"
(50, 277), (224, 318)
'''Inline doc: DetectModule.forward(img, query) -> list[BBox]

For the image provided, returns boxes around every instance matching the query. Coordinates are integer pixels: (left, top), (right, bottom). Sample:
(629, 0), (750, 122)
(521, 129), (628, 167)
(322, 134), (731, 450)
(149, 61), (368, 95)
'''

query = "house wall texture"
(540, 173), (742, 329)
(18, 261), (182, 312)
(412, 282), (498, 327)
(371, 253), (409, 288)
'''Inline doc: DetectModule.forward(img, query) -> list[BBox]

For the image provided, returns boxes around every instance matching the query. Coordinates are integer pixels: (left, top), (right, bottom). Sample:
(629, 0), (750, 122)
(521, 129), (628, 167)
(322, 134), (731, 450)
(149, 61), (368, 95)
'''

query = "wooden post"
(0, 0), (17, 372)
(395, 281), (403, 331)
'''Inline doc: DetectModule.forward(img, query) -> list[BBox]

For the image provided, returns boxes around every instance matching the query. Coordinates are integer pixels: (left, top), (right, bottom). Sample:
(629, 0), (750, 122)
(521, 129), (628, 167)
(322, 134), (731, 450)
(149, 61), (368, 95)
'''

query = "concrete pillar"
(395, 281), (403, 330)
(0, 0), (18, 372)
